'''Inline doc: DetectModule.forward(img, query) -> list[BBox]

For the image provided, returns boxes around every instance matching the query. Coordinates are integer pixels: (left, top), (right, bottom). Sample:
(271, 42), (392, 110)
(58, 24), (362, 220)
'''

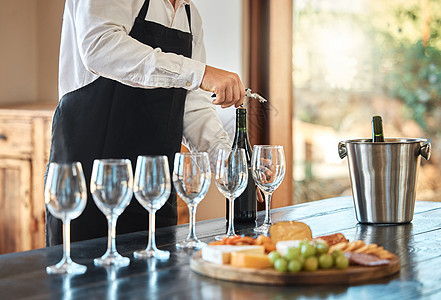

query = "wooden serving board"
(190, 252), (400, 285)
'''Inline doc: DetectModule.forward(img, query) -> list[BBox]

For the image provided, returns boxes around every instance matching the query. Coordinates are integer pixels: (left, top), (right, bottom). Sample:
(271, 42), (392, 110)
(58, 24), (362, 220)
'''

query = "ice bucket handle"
(338, 141), (347, 159)
(420, 141), (431, 160)
(338, 140), (431, 160)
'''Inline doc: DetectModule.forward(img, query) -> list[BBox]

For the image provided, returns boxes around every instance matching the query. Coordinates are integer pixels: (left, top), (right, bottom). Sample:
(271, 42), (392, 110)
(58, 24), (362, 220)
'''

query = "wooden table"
(1, 196), (441, 299)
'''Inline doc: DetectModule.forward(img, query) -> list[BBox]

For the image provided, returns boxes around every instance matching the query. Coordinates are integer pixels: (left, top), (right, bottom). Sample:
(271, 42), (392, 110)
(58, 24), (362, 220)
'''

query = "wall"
(0, 0), (63, 104)
(36, 0), (64, 101)
(0, 1), (39, 104)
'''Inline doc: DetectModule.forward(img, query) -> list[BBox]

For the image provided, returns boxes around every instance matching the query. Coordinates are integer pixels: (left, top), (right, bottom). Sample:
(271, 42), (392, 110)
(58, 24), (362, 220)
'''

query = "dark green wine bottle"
(372, 116), (385, 142)
(226, 107), (257, 224)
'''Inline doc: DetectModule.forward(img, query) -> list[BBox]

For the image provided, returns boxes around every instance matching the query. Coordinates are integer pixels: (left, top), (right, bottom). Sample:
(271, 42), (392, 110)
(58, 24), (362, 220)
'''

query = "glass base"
(176, 239), (206, 250)
(94, 252), (130, 267)
(46, 261), (87, 275)
(133, 248), (170, 260)
(215, 233), (237, 241)
(253, 223), (271, 234)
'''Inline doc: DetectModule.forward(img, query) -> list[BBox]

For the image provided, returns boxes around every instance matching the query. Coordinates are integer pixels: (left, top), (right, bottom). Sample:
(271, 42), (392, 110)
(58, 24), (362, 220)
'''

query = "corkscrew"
(211, 88), (267, 103)
(244, 88), (267, 103)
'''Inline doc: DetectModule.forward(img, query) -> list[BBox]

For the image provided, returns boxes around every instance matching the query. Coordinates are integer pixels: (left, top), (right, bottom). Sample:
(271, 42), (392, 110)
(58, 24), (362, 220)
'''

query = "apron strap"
(137, 0), (150, 20)
(185, 5), (192, 34)
(137, 0), (192, 34)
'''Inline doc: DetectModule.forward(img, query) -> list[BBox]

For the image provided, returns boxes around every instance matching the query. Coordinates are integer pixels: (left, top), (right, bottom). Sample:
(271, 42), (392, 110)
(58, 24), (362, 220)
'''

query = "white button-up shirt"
(59, 0), (232, 165)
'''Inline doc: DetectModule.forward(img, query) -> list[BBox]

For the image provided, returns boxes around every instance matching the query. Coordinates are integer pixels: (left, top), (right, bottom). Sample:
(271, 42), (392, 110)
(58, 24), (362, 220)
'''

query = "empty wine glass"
(133, 155), (171, 260)
(252, 145), (286, 233)
(45, 162), (87, 275)
(214, 149), (248, 240)
(173, 152), (211, 249)
(90, 159), (133, 267)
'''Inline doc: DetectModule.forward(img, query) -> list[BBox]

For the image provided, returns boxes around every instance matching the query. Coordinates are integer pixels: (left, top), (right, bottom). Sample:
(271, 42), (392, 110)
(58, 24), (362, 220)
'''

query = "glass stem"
(62, 218), (72, 264)
(263, 192), (272, 226)
(226, 198), (236, 236)
(107, 215), (117, 255)
(187, 204), (197, 240)
(147, 211), (156, 251)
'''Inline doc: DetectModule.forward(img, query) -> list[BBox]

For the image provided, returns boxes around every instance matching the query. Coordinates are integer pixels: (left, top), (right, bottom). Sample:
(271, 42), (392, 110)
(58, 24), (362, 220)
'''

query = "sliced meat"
(345, 252), (390, 266)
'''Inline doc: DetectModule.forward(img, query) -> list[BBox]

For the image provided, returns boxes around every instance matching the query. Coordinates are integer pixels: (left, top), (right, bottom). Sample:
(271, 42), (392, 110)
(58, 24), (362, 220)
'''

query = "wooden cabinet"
(0, 102), (56, 254)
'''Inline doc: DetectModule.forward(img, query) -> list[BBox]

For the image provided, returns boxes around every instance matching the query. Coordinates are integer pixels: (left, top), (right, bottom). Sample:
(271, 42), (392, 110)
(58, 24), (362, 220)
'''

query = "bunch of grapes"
(269, 240), (349, 272)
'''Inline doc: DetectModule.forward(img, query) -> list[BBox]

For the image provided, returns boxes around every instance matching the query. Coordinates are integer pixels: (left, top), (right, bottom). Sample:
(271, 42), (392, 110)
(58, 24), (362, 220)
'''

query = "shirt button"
(186, 82), (191, 87)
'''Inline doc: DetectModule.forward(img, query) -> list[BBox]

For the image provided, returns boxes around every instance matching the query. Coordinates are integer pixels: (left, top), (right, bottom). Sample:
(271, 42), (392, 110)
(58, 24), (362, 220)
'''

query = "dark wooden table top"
(1, 196), (441, 299)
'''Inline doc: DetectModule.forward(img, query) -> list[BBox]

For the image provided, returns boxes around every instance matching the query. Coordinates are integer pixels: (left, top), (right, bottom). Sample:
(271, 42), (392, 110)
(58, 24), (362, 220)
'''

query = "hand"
(200, 65), (246, 108)
(256, 187), (264, 203)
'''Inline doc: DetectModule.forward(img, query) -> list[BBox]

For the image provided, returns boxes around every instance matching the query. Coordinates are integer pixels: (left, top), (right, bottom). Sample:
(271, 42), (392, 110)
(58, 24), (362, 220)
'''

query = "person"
(46, 0), (246, 246)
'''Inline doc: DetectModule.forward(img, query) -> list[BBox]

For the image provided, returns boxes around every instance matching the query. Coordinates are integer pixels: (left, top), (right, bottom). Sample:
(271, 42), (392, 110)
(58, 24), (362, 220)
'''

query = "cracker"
(329, 242), (348, 253)
(365, 246), (384, 255)
(345, 240), (365, 252)
(377, 251), (394, 259)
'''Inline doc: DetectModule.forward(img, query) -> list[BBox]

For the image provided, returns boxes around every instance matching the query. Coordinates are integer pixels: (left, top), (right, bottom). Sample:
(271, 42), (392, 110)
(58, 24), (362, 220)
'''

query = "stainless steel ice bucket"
(338, 138), (431, 224)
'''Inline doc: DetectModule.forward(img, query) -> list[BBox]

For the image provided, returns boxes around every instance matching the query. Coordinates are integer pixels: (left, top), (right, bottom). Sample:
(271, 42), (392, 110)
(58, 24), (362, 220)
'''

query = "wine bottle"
(226, 107), (257, 224)
(372, 116), (385, 142)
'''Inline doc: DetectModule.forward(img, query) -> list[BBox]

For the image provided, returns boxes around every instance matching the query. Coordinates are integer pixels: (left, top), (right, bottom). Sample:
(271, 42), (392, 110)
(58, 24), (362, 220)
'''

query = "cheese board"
(190, 252), (400, 285)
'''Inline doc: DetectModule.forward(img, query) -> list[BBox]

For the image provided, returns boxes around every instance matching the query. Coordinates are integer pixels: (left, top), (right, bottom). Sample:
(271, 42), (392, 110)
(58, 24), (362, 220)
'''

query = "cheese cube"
(201, 245), (265, 265)
(230, 252), (272, 269)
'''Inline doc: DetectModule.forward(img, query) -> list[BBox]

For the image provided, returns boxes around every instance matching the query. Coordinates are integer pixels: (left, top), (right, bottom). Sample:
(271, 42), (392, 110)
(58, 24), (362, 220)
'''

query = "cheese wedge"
(230, 252), (272, 269)
(201, 245), (265, 265)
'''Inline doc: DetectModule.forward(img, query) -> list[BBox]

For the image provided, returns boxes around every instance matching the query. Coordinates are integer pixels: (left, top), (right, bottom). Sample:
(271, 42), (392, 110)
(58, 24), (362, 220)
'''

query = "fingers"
(200, 65), (245, 108)
(221, 86), (234, 108)
(236, 81), (246, 108)
(256, 188), (264, 203)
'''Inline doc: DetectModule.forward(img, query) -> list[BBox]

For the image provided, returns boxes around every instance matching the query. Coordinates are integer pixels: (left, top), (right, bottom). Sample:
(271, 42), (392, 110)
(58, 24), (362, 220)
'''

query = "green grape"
(301, 243), (316, 259)
(335, 255), (349, 270)
(268, 251), (281, 265)
(332, 249), (344, 259)
(296, 255), (305, 266)
(304, 256), (319, 271)
(285, 247), (301, 261)
(315, 242), (329, 255)
(274, 258), (289, 272)
(288, 259), (302, 273)
(299, 239), (310, 248)
(318, 253), (333, 269)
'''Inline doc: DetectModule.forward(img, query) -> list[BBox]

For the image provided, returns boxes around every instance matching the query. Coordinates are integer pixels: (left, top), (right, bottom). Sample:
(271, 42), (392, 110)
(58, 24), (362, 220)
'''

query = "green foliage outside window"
(371, 0), (441, 136)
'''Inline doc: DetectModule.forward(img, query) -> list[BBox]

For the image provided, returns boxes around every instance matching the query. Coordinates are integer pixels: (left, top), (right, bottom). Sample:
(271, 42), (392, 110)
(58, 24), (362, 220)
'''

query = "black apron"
(46, 0), (193, 246)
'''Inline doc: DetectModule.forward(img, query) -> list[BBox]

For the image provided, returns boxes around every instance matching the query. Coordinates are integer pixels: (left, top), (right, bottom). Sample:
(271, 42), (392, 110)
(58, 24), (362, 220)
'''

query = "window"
(293, 0), (441, 203)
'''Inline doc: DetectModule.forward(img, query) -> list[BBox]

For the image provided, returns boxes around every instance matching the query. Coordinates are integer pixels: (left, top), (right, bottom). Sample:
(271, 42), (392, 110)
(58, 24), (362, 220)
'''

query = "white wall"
(192, 0), (244, 221)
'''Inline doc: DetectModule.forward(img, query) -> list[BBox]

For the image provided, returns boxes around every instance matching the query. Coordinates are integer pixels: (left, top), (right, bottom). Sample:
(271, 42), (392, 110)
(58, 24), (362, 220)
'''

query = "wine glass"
(133, 155), (171, 260)
(173, 152), (211, 249)
(45, 162), (87, 275)
(251, 145), (286, 233)
(90, 159), (133, 267)
(214, 149), (248, 240)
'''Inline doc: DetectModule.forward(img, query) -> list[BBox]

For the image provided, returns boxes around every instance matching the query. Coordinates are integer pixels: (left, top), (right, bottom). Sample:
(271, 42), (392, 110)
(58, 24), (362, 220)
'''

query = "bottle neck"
(236, 111), (247, 134)
(233, 109), (249, 145)
(372, 115), (384, 142)
(232, 108), (252, 160)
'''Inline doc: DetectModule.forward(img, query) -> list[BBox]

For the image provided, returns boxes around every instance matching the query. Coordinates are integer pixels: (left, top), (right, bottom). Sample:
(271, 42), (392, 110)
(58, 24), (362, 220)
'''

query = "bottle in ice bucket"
(372, 115), (384, 142)
(226, 107), (257, 225)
